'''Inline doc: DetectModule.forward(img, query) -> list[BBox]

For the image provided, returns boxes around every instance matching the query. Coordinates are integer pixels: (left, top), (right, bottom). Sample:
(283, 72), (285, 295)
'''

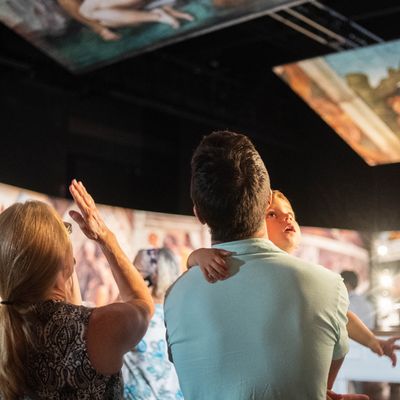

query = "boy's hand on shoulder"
(187, 248), (232, 283)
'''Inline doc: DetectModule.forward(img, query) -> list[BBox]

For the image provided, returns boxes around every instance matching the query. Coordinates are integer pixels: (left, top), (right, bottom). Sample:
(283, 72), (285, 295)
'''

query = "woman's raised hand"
(68, 179), (109, 242)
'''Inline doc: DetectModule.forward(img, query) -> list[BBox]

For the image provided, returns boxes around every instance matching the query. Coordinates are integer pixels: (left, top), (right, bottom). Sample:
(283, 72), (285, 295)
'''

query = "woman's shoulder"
(34, 299), (93, 326)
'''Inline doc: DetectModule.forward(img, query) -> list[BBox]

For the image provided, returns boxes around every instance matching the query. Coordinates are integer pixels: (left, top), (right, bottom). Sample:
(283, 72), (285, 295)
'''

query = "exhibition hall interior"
(1, 1), (400, 399)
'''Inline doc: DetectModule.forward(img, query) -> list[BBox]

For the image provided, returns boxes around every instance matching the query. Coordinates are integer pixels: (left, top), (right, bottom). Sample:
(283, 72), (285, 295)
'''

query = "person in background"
(0, 179), (154, 399)
(341, 270), (387, 400)
(188, 188), (400, 399)
(123, 247), (183, 400)
(341, 271), (374, 330)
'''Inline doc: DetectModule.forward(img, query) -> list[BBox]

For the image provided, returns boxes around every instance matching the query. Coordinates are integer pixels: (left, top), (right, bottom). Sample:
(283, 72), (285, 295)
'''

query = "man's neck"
(211, 227), (268, 245)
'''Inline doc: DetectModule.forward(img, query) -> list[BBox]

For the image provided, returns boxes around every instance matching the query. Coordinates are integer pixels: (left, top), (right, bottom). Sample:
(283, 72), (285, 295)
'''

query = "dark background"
(1, 0), (400, 231)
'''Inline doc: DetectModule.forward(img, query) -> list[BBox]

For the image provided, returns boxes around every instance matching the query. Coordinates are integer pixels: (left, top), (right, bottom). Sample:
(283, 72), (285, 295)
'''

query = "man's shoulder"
(164, 267), (201, 307)
(272, 252), (340, 277)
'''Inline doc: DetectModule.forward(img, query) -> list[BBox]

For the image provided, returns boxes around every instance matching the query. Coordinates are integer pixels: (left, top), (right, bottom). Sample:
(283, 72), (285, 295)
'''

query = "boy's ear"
(267, 191), (272, 209)
(193, 205), (205, 225)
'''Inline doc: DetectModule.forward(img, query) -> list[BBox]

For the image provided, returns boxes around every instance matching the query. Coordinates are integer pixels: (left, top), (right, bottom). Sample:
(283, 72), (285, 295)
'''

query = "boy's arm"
(187, 248), (231, 283)
(347, 311), (400, 365)
(347, 311), (381, 354)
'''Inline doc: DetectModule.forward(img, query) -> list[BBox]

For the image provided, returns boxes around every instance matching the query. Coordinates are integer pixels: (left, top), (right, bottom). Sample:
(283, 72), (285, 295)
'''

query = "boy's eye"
(267, 211), (276, 218)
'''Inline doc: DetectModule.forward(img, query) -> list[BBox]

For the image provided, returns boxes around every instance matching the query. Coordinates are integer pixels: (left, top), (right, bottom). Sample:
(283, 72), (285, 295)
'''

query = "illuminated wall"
(1, 181), (397, 329)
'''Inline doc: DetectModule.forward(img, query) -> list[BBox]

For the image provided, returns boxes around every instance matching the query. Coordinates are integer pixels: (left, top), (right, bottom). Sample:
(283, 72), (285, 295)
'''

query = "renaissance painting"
(0, 181), (370, 307)
(0, 0), (298, 71)
(274, 39), (400, 166)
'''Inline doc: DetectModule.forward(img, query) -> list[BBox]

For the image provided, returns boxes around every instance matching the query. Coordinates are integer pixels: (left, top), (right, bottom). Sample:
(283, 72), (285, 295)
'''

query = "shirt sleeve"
(332, 278), (350, 360)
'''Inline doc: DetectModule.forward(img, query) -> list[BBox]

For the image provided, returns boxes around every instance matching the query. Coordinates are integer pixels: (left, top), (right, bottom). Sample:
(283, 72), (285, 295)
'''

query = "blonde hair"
(271, 190), (295, 218)
(0, 201), (70, 399)
(134, 248), (180, 300)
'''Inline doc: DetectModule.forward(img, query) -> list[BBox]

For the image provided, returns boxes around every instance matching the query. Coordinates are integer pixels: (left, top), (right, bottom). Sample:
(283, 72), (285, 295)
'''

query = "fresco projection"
(274, 39), (400, 166)
(0, 0), (299, 71)
(0, 181), (370, 306)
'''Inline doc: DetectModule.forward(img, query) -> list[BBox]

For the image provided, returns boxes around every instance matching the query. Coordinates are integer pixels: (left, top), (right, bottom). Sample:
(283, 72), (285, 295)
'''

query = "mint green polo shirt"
(165, 238), (349, 400)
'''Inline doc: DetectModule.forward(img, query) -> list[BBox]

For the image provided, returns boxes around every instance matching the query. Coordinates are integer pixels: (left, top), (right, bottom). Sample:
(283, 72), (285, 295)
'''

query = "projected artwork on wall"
(0, 182), (210, 306)
(274, 39), (400, 166)
(0, 181), (370, 307)
(0, 0), (297, 72)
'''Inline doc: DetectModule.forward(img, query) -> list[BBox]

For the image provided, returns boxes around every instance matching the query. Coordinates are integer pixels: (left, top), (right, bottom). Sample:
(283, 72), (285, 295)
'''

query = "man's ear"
(193, 205), (205, 225)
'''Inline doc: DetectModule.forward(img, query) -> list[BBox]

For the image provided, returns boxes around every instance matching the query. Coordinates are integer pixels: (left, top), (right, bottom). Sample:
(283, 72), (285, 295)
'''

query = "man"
(164, 131), (353, 400)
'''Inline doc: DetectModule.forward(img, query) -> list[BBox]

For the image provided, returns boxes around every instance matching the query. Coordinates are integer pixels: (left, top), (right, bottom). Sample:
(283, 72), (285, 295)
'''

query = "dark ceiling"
(1, 0), (400, 231)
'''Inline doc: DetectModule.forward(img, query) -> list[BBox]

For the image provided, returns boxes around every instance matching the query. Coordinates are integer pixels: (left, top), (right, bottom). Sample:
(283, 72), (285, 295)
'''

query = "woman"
(0, 179), (154, 399)
(123, 247), (183, 400)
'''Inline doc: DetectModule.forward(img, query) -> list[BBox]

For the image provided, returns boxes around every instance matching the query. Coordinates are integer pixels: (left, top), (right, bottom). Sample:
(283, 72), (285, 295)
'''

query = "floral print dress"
(122, 304), (183, 400)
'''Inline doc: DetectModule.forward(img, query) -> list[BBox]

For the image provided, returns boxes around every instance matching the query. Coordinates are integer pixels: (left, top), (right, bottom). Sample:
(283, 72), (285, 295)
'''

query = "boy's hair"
(191, 131), (271, 242)
(340, 270), (359, 290)
(271, 190), (296, 218)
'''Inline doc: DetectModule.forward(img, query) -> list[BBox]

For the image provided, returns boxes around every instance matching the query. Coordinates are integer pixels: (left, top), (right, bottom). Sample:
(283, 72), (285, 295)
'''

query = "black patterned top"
(25, 300), (123, 399)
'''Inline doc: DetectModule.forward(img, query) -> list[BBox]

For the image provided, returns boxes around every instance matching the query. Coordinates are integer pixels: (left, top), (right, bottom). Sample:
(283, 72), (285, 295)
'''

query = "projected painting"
(274, 39), (400, 166)
(0, 181), (371, 307)
(0, 0), (297, 72)
(0, 181), (210, 306)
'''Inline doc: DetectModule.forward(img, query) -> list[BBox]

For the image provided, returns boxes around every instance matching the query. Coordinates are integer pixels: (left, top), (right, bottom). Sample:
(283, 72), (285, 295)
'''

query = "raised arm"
(69, 179), (154, 373)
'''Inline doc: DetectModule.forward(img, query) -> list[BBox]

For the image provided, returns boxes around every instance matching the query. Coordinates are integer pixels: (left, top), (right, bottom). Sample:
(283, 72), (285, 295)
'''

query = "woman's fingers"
(70, 180), (99, 221)
(69, 180), (89, 216)
(78, 181), (96, 208)
(69, 210), (83, 225)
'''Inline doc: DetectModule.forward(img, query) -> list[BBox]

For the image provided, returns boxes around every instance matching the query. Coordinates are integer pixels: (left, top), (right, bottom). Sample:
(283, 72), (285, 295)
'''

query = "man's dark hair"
(340, 270), (359, 290)
(191, 131), (271, 242)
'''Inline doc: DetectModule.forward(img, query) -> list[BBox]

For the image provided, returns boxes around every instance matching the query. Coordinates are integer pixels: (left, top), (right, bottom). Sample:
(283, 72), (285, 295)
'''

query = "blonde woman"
(0, 179), (154, 399)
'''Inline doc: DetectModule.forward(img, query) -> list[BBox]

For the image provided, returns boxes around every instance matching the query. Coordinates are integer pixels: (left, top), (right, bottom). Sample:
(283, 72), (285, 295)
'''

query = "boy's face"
(266, 196), (301, 254)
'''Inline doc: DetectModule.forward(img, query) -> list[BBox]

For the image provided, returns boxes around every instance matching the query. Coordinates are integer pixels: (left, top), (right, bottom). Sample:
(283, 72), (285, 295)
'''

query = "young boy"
(187, 190), (400, 366)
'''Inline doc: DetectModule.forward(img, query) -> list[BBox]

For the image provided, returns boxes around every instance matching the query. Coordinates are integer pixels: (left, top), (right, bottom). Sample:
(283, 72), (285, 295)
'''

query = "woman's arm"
(69, 180), (154, 373)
